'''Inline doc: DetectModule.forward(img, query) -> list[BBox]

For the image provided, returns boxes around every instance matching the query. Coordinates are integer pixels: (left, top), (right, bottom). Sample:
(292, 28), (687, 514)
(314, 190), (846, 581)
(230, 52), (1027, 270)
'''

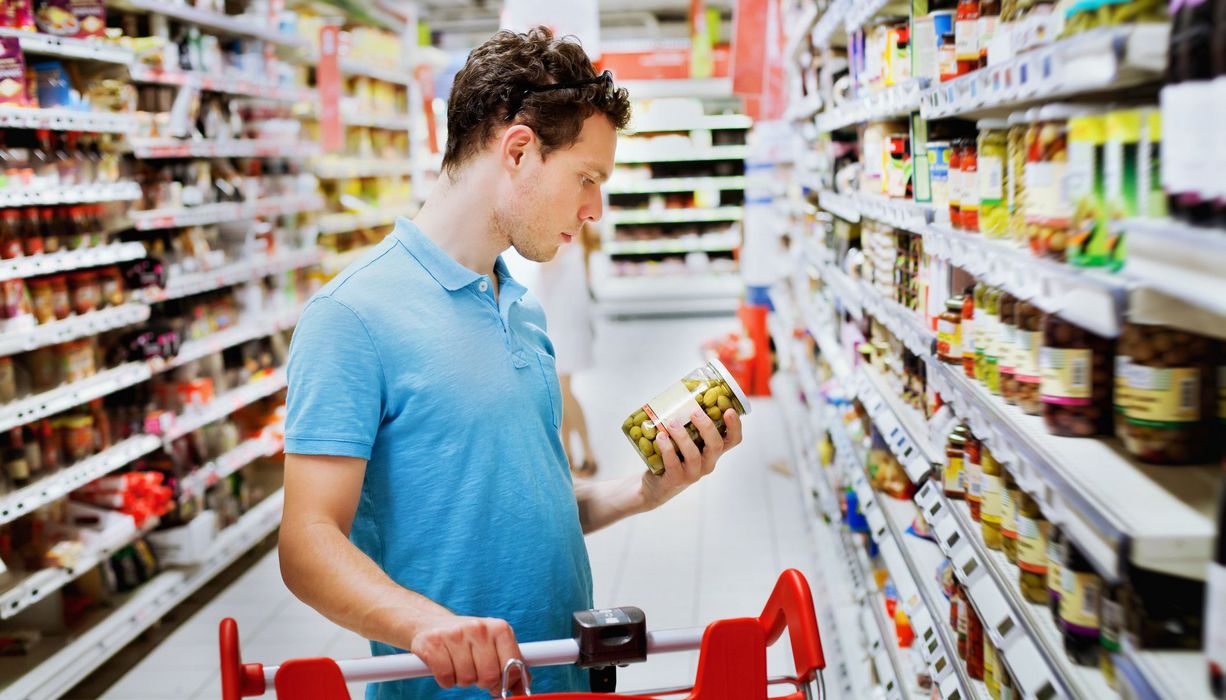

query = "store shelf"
(816, 80), (925, 133)
(128, 65), (316, 103)
(628, 114), (752, 133)
(785, 2), (820, 59)
(786, 94), (824, 123)
(312, 160), (415, 179)
(317, 208), (411, 236)
(854, 364), (942, 483)
(0, 434), (161, 528)
(141, 248), (322, 303)
(0, 242), (148, 283)
(607, 206), (743, 226)
(163, 368), (287, 443)
(614, 78), (732, 100)
(604, 234), (740, 257)
(109, 0), (308, 49)
(923, 225), (1127, 339)
(1120, 217), (1226, 339)
(1119, 639), (1215, 700)
(150, 306), (302, 375)
(129, 138), (320, 160)
(0, 488), (284, 700)
(0, 28), (134, 64)
(341, 112), (413, 131)
(0, 106), (137, 134)
(130, 193), (324, 230)
(615, 145), (748, 164)
(810, 1), (847, 51)
(0, 182), (141, 209)
(177, 429), (284, 503)
(592, 272), (742, 316)
(0, 362), (152, 433)
(925, 357), (1220, 583)
(818, 189), (933, 233)
(856, 279), (935, 359)
(0, 303), (151, 358)
(605, 176), (746, 195)
(920, 24), (1169, 120)
(340, 60), (410, 86)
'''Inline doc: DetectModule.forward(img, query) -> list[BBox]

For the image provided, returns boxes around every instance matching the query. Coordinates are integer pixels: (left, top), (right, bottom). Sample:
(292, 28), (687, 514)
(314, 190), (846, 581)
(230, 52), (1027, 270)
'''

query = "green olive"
(638, 437), (654, 457)
(642, 425), (658, 440)
(706, 406), (722, 421)
(647, 454), (664, 474)
(623, 415), (636, 430)
(633, 410), (648, 424)
(630, 426), (643, 440)
(717, 395), (732, 412)
(703, 388), (721, 407)
(717, 384), (731, 398)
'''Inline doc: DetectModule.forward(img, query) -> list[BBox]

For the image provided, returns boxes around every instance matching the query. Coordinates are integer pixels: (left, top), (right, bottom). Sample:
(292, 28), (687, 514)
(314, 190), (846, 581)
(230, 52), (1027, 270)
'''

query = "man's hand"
(410, 615), (529, 696)
(640, 407), (743, 509)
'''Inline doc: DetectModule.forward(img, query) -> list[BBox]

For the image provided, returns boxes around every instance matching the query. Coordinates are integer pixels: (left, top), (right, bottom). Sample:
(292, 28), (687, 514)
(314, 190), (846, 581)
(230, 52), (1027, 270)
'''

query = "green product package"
(1104, 109), (1141, 272)
(1067, 113), (1108, 267)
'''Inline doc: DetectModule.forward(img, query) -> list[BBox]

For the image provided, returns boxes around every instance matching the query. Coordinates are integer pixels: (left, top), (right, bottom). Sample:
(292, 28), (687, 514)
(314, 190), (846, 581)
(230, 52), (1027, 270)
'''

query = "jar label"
(944, 456), (965, 494)
(997, 323), (1017, 373)
(1001, 488), (1018, 538)
(1016, 331), (1042, 382)
(1040, 347), (1092, 404)
(961, 167), (980, 213)
(1101, 596), (1124, 652)
(965, 458), (983, 500)
(979, 154), (1005, 205)
(962, 318), (976, 357)
(1017, 515), (1047, 574)
(938, 318), (960, 358)
(1118, 363), (1200, 424)
(1207, 562), (1226, 680)
(1059, 571), (1101, 633)
(1025, 161), (1073, 222)
(978, 312), (997, 358)
(646, 381), (703, 430)
(981, 474), (1003, 524)
(955, 19), (978, 61)
(1047, 537), (1065, 591)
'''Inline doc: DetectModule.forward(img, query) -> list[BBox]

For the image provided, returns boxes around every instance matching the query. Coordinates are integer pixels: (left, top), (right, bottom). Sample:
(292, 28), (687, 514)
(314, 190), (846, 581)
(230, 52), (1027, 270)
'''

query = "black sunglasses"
(504, 70), (615, 122)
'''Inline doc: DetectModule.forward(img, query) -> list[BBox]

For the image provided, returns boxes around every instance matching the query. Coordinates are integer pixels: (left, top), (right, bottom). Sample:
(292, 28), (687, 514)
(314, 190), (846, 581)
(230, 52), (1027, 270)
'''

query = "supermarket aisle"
(94, 316), (819, 699)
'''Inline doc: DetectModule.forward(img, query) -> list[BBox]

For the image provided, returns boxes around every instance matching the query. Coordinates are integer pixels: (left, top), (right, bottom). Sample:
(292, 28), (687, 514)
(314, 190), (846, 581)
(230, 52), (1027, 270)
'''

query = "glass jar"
(1017, 492), (1049, 604)
(937, 296), (964, 364)
(978, 0), (1000, 68)
(621, 359), (751, 475)
(974, 283), (991, 381)
(0, 210), (21, 259)
(1059, 543), (1102, 667)
(29, 278), (54, 324)
(956, 0), (981, 76)
(1041, 314), (1113, 437)
(99, 266), (124, 308)
(977, 119), (1010, 238)
(962, 287), (977, 378)
(1067, 110), (1108, 267)
(1001, 467), (1020, 562)
(39, 207), (59, 254)
(1025, 105), (1077, 261)
(983, 286), (1003, 394)
(949, 139), (964, 228)
(1014, 299), (1044, 415)
(967, 592), (985, 680)
(945, 426), (967, 499)
(56, 413), (95, 462)
(985, 636), (1000, 699)
(981, 444), (1003, 549)
(48, 275), (70, 321)
(1114, 322), (1215, 465)
(1100, 584), (1125, 689)
(961, 137), (980, 232)
(68, 271), (100, 316)
(0, 356), (15, 404)
(957, 584), (970, 658)
(997, 291), (1019, 404)
(1047, 525), (1067, 620)
(1007, 110), (1032, 245)
(965, 431), (983, 521)
(20, 206), (42, 256)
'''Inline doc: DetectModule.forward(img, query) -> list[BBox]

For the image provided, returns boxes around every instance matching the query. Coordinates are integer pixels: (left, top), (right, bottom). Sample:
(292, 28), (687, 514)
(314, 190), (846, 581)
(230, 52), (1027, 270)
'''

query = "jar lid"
(1038, 103), (1092, 121)
(976, 119), (1009, 130)
(707, 357), (752, 416)
(945, 296), (964, 312)
(1007, 111), (1029, 126)
(948, 432), (966, 446)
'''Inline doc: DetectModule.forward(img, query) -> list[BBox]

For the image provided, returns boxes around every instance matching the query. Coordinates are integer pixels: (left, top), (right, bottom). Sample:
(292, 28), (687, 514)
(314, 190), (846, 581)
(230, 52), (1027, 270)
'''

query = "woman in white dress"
(535, 222), (599, 477)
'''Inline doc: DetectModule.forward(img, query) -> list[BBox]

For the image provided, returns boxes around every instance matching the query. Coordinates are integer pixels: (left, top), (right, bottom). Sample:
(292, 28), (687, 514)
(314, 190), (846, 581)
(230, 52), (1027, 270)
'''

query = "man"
(279, 27), (744, 699)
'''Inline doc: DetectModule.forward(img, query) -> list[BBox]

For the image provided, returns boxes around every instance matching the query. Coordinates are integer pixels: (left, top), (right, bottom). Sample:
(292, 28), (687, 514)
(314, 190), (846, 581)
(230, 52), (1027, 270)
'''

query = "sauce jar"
(1115, 323), (1215, 464)
(68, 270), (100, 316)
(0, 356), (15, 404)
(955, 0), (981, 76)
(28, 278), (55, 324)
(56, 413), (95, 462)
(1001, 467), (1020, 563)
(997, 291), (1019, 404)
(1014, 299), (1044, 415)
(48, 275), (70, 321)
(977, 119), (1010, 238)
(99, 266), (125, 307)
(945, 426), (967, 499)
(962, 288), (977, 378)
(0, 210), (21, 259)
(981, 444), (1004, 550)
(965, 431), (983, 521)
(20, 207), (42, 256)
(937, 296), (964, 364)
(961, 137), (980, 232)
(1017, 492), (1049, 604)
(949, 140), (964, 228)
(41, 207), (60, 254)
(621, 359), (750, 475)
(1041, 314), (1113, 437)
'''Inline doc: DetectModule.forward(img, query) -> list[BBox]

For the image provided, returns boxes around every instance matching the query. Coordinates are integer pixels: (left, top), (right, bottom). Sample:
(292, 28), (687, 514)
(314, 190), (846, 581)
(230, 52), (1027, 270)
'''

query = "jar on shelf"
(962, 287), (977, 378)
(68, 270), (100, 316)
(961, 137), (980, 232)
(1059, 543), (1102, 667)
(967, 592), (985, 680)
(957, 583), (970, 659)
(955, 0), (981, 76)
(945, 426), (967, 499)
(965, 431), (983, 521)
(0, 210), (21, 259)
(1017, 491), (1048, 604)
(1047, 525), (1067, 620)
(1041, 314), (1113, 437)
(1115, 322), (1215, 465)
(929, 140), (953, 223)
(981, 444), (1003, 549)
(1100, 584), (1126, 689)
(985, 635), (999, 699)
(1001, 466), (1020, 563)
(983, 286), (1003, 395)
(1025, 104), (1078, 261)
(49, 274), (71, 321)
(974, 283), (992, 381)
(978, 0), (1000, 68)
(977, 119), (1010, 238)
(621, 359), (751, 475)
(949, 138), (964, 229)
(937, 296), (964, 364)
(997, 291), (1019, 404)
(1007, 110), (1033, 245)
(1014, 299), (1044, 415)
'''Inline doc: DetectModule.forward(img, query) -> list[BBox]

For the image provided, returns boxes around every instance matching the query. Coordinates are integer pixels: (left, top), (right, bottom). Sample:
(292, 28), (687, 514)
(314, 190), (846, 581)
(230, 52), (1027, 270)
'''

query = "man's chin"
(513, 243), (559, 263)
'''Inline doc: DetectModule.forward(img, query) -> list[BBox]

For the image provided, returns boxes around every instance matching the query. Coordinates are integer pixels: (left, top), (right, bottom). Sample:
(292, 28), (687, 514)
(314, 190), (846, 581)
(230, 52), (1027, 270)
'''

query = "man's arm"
(279, 453), (526, 693)
(575, 407), (743, 534)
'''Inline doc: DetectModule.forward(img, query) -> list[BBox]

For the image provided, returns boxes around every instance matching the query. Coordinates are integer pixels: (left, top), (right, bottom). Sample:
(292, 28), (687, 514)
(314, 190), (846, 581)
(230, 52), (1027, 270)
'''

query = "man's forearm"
(574, 474), (651, 534)
(279, 522), (450, 649)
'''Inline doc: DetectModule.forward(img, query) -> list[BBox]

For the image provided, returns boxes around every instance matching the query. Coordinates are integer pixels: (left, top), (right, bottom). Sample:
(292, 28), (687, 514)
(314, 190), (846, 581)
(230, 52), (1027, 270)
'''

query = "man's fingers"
(690, 409), (724, 472)
(723, 410), (743, 448)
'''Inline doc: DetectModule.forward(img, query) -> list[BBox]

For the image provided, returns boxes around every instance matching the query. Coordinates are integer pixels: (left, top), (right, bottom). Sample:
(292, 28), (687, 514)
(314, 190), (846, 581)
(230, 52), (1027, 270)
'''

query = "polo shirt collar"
(395, 217), (482, 292)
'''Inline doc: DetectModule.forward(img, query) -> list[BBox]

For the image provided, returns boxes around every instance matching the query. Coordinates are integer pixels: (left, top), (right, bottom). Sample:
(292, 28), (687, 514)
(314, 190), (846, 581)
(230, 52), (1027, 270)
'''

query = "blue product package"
(31, 59), (73, 109)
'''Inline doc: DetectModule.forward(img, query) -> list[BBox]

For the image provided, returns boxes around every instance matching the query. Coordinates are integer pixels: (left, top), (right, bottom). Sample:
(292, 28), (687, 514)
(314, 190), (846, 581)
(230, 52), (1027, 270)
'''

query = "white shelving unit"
(0, 242), (148, 283)
(0, 28), (133, 64)
(139, 248), (322, 303)
(614, 144), (748, 164)
(0, 362), (152, 434)
(130, 194), (324, 231)
(128, 65), (316, 103)
(605, 176), (746, 195)
(0, 107), (137, 133)
(0, 182), (142, 209)
(129, 138), (320, 160)
(0, 303), (151, 358)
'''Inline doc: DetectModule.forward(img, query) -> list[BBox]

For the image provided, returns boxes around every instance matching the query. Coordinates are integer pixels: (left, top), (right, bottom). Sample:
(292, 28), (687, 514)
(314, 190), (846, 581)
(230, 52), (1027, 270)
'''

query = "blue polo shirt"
(284, 219), (593, 699)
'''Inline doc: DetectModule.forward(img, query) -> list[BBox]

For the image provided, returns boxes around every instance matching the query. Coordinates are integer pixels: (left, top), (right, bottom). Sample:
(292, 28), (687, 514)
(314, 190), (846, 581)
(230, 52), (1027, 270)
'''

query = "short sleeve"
(284, 296), (384, 460)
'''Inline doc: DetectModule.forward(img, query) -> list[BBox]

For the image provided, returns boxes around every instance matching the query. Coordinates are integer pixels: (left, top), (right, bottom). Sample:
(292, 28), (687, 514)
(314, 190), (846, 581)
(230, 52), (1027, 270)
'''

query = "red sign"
(318, 25), (343, 153)
(732, 0), (786, 120)
(597, 45), (731, 81)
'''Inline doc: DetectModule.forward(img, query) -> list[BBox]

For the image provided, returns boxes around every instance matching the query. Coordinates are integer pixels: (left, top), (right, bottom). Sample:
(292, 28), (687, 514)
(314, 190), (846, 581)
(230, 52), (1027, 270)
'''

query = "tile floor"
(92, 316), (823, 699)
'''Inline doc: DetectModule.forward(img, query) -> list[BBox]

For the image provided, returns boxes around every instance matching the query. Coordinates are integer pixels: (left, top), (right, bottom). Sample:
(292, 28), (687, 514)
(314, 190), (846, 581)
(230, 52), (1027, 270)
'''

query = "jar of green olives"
(621, 359), (751, 475)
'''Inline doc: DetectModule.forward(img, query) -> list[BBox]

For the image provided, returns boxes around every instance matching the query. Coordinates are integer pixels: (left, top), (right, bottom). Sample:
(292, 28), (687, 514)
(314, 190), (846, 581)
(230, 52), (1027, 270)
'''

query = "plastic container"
(1041, 314), (1113, 437)
(621, 359), (750, 475)
(937, 296), (964, 364)
(1115, 322), (1215, 464)
(977, 119), (1010, 237)
(1014, 299), (1044, 415)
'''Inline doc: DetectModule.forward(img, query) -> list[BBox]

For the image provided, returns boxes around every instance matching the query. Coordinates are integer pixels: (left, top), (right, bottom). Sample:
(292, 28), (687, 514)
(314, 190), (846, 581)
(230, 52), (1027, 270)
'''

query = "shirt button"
(478, 280), (489, 293)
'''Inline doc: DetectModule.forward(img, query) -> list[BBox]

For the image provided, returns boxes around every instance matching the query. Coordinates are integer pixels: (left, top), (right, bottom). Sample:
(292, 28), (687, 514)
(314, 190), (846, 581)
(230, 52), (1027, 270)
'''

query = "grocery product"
(1025, 105), (1076, 260)
(1115, 323), (1216, 464)
(1041, 314), (1114, 437)
(1067, 109), (1109, 267)
(981, 445), (1003, 549)
(960, 136), (980, 232)
(949, 137), (964, 228)
(997, 291), (1019, 405)
(982, 286), (1003, 394)
(1001, 467), (1020, 562)
(621, 359), (750, 475)
(956, 0), (981, 76)
(929, 140), (953, 220)
(1007, 110), (1032, 245)
(1048, 525), (1067, 618)
(977, 119), (1009, 237)
(1060, 543), (1102, 666)
(1014, 299), (1044, 415)
(962, 288), (976, 378)
(945, 427), (967, 499)
(1017, 492), (1048, 604)
(937, 296), (964, 364)
(965, 430), (983, 521)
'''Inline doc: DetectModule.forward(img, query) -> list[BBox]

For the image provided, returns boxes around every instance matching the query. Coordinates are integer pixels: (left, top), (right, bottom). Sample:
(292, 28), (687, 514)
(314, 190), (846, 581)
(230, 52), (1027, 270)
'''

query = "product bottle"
(1208, 479), (1226, 698)
(1059, 543), (1102, 667)
(965, 432), (983, 521)
(1017, 492), (1048, 604)
(950, 139), (964, 228)
(1001, 467), (1020, 563)
(962, 287), (977, 378)
(956, 0), (981, 75)
(961, 137), (980, 231)
(1048, 526), (1067, 622)
(981, 444), (1003, 549)
(945, 427), (967, 499)
(979, 0), (1001, 68)
(1164, 0), (1215, 222)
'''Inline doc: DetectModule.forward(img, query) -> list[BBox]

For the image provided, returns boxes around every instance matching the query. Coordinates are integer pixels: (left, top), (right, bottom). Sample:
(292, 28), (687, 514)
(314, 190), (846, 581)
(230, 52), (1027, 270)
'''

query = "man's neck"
(412, 166), (508, 282)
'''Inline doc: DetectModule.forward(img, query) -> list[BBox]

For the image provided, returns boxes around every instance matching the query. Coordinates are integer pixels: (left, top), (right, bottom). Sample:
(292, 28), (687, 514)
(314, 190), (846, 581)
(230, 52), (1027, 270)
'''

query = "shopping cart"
(219, 569), (826, 699)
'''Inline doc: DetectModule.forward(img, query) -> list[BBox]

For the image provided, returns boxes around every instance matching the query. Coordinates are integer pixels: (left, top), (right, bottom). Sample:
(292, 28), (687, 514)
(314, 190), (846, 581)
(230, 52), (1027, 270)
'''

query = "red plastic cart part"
(219, 568), (825, 700)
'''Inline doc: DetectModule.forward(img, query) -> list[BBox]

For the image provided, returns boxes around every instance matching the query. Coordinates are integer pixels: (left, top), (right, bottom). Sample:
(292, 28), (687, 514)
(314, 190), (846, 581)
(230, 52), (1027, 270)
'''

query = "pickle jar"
(1025, 104), (1077, 261)
(937, 297), (964, 364)
(945, 426), (967, 499)
(621, 359), (751, 475)
(1014, 299), (1044, 415)
(1001, 467), (1020, 562)
(997, 291), (1019, 405)
(981, 444), (1004, 550)
(1016, 491), (1049, 604)
(983, 286), (1003, 394)
(962, 288), (977, 378)
(1041, 314), (1113, 437)
(977, 119), (1010, 238)
(1115, 322), (1215, 464)
(1007, 110), (1032, 244)
(974, 283), (992, 381)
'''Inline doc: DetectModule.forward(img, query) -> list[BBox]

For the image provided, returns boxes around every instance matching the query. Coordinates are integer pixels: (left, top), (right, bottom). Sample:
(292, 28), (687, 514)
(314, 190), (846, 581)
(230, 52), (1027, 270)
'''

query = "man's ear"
(500, 124), (537, 172)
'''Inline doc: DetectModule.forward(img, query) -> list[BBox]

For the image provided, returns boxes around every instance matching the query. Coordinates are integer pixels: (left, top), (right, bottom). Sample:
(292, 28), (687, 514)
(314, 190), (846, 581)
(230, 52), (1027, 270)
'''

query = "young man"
(279, 27), (744, 699)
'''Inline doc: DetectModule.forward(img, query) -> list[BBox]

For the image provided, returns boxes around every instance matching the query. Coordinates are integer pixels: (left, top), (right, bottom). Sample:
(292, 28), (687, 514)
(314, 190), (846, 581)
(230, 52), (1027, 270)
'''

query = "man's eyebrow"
(585, 163), (610, 182)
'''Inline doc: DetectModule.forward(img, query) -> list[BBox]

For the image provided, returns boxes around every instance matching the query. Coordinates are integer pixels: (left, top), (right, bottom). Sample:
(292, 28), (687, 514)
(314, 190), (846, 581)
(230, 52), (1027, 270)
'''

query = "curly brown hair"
(442, 27), (631, 177)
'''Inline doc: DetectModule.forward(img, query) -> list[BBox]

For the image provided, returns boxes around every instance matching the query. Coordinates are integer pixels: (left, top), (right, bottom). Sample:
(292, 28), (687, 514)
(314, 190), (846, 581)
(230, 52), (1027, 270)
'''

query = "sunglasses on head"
(504, 70), (615, 122)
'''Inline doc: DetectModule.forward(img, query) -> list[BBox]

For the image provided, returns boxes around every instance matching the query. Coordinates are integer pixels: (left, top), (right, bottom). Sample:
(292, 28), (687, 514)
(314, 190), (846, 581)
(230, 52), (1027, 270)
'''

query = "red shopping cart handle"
(220, 568), (825, 700)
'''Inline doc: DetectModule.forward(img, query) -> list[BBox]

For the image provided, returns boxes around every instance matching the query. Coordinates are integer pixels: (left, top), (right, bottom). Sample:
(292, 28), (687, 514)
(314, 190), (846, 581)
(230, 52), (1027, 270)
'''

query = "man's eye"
(582, 177), (594, 186)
